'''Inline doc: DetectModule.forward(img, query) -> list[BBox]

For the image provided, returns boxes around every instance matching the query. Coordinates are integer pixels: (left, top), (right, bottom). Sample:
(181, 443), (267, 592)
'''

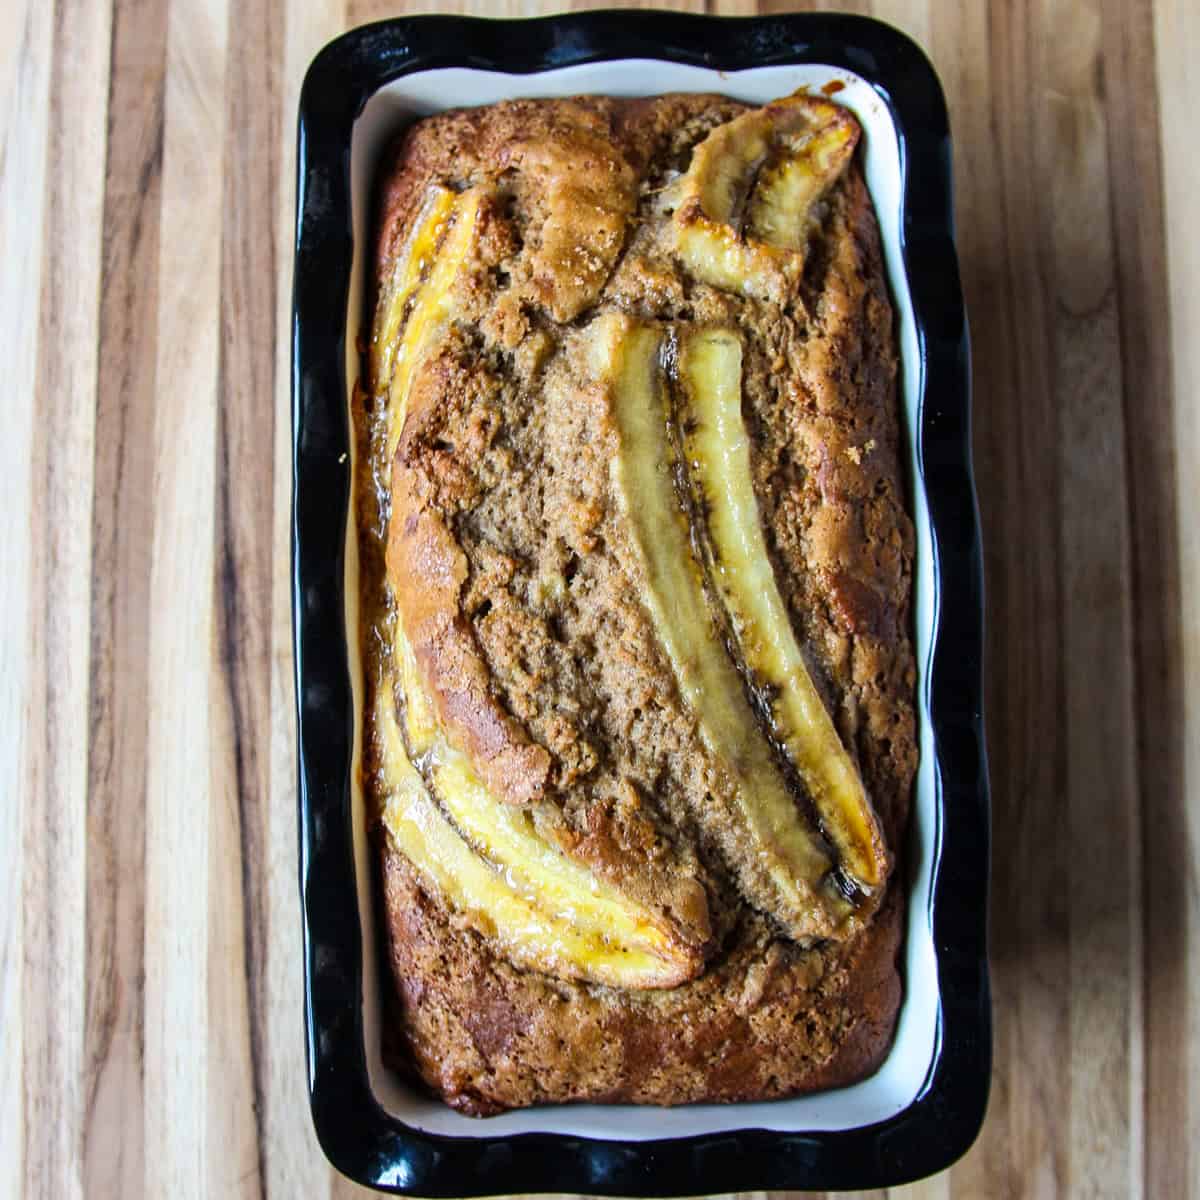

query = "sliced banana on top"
(376, 624), (705, 989)
(677, 328), (890, 894)
(374, 656), (697, 989)
(745, 109), (858, 252)
(671, 94), (859, 301)
(372, 185), (483, 464)
(371, 185), (457, 398)
(590, 312), (856, 943)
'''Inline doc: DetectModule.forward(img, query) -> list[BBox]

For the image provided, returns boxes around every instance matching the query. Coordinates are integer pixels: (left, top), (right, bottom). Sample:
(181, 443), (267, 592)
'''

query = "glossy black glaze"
(292, 11), (990, 1193)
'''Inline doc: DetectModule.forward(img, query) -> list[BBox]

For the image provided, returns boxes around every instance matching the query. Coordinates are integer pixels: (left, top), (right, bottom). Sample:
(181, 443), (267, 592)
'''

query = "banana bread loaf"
(355, 91), (917, 1115)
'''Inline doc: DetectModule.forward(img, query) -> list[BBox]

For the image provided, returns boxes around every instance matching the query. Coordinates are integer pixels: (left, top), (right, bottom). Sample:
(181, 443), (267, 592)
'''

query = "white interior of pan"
(341, 59), (941, 1141)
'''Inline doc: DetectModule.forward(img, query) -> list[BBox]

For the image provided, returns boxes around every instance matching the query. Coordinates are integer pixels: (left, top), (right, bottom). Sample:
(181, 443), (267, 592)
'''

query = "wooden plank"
(869, 0), (931, 51)
(83, 1), (168, 1196)
(1097, 2), (1183, 1195)
(928, 3), (1070, 1197)
(142, 0), (226, 1194)
(0, 0), (54, 1195)
(347, 0), (704, 24)
(889, 1177), (952, 1200)
(1030, 1), (1144, 1193)
(205, 0), (287, 1193)
(1151, 0), (1200, 1194)
(24, 1), (113, 1198)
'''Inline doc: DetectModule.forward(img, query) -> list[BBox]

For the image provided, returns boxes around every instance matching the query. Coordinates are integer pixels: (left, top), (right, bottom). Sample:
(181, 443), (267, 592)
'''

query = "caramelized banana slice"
(371, 185), (457, 396)
(374, 671), (689, 989)
(745, 106), (858, 252)
(375, 186), (483, 463)
(678, 329), (889, 893)
(591, 313), (852, 942)
(672, 94), (859, 301)
(388, 625), (703, 987)
(671, 111), (778, 298)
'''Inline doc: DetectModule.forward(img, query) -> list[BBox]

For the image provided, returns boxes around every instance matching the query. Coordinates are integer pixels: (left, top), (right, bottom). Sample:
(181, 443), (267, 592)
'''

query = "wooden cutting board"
(3, 1), (1197, 1197)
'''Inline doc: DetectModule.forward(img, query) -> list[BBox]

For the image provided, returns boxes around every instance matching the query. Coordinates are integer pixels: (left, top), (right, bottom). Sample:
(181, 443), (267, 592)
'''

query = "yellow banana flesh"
(372, 185), (456, 396)
(672, 94), (859, 299)
(372, 185), (482, 464)
(746, 115), (858, 251)
(591, 312), (853, 942)
(374, 670), (687, 988)
(677, 329), (889, 893)
(384, 625), (700, 988)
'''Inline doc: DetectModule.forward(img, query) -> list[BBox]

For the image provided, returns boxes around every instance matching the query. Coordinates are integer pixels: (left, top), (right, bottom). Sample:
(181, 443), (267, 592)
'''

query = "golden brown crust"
(493, 126), (636, 321)
(386, 453), (552, 807)
(360, 92), (917, 1113)
(380, 837), (902, 1114)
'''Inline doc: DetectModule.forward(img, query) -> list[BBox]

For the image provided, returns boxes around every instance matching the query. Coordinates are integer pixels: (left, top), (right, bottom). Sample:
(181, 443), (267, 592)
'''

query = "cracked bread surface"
(356, 92), (917, 1114)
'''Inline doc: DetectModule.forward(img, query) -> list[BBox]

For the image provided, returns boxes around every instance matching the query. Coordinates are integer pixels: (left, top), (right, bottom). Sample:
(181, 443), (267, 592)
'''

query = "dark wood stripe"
(82, 0), (166, 1196)
(1100, 1), (1189, 1195)
(213, 0), (284, 1193)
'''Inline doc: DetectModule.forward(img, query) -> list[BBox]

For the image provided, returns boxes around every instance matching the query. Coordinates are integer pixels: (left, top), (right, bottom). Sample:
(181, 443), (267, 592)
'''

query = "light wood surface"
(3, 0), (1196, 1196)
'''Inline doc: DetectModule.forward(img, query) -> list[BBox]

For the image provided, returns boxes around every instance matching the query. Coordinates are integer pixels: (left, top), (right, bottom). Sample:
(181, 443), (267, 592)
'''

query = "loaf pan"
(292, 11), (990, 1193)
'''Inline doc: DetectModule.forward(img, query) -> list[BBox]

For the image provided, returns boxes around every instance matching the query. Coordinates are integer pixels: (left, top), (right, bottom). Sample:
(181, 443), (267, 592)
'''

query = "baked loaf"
(356, 91), (917, 1115)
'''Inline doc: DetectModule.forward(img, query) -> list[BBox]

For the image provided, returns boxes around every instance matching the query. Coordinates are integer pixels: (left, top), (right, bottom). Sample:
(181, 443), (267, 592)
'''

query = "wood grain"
(143, 0), (227, 1194)
(85, 1), (165, 1194)
(1151, 0), (1200, 1194)
(26, 3), (111, 1200)
(5, 3), (59, 1199)
(3, 0), (1198, 1196)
